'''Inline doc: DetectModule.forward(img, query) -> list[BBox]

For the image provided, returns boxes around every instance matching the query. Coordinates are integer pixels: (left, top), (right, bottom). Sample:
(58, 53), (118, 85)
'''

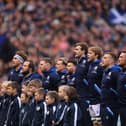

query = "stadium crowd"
(0, 0), (126, 62)
(0, 0), (126, 126)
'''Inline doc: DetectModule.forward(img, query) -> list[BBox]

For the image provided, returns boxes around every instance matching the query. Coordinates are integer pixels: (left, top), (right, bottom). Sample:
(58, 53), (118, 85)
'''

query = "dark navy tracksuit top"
(42, 68), (60, 91)
(75, 55), (90, 99)
(117, 67), (126, 107)
(87, 59), (104, 104)
(101, 65), (121, 108)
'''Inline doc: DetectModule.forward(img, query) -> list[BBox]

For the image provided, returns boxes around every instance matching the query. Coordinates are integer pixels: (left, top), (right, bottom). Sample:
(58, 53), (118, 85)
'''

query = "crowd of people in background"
(0, 42), (126, 126)
(0, 0), (126, 78)
(0, 0), (126, 126)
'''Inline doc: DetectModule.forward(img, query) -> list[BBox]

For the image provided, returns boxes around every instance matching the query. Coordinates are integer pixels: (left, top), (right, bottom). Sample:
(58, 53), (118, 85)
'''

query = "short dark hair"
(118, 50), (126, 59)
(104, 52), (117, 61)
(41, 57), (52, 65)
(67, 59), (77, 66)
(25, 60), (35, 72)
(74, 42), (88, 54)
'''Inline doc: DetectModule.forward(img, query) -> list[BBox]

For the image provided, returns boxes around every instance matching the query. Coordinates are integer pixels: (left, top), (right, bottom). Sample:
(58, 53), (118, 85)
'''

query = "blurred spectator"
(0, 29), (17, 62)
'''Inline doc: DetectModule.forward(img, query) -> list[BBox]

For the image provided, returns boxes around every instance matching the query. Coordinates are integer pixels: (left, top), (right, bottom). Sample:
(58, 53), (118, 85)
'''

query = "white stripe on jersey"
(74, 103), (78, 126)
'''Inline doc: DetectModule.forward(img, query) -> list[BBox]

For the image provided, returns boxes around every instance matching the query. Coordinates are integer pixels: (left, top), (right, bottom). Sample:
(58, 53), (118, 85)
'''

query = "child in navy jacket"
(0, 81), (12, 126)
(53, 85), (68, 126)
(45, 91), (59, 126)
(32, 88), (46, 126)
(63, 86), (84, 126)
(4, 81), (21, 126)
(19, 92), (31, 126)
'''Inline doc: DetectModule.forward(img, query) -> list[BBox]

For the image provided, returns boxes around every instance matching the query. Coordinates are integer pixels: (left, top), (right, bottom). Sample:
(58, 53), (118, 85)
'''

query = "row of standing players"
(6, 42), (126, 126)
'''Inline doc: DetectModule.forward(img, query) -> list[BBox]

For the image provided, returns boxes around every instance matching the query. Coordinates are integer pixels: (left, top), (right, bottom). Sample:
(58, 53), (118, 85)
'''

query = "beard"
(67, 71), (73, 75)
(22, 70), (30, 76)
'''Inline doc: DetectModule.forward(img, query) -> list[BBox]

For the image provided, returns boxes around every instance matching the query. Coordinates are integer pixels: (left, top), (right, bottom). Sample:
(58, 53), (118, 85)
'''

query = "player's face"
(6, 86), (13, 95)
(58, 87), (66, 100)
(101, 54), (113, 67)
(66, 62), (75, 73)
(22, 61), (30, 74)
(56, 60), (65, 72)
(118, 53), (126, 67)
(39, 60), (47, 72)
(88, 50), (96, 62)
(74, 46), (84, 58)
(20, 93), (27, 103)
(45, 95), (54, 105)
(34, 92), (41, 101)
(12, 56), (21, 68)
